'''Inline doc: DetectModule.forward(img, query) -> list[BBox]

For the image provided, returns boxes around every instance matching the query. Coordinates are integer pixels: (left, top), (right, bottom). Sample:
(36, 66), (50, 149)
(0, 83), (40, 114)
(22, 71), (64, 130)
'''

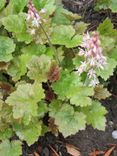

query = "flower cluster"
(26, 0), (46, 35)
(77, 32), (107, 87)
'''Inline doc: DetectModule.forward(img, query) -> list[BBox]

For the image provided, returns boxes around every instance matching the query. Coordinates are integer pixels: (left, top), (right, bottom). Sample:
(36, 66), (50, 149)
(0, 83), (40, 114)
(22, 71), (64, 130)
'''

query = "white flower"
(89, 78), (99, 87)
(30, 29), (36, 35)
(89, 58), (96, 66)
(32, 18), (39, 27)
(87, 69), (96, 79)
(40, 8), (46, 13)
(77, 61), (87, 75)
(79, 49), (85, 56)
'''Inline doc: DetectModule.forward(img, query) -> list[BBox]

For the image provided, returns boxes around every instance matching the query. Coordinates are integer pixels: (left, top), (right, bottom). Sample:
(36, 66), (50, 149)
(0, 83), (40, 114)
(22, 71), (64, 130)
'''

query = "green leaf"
(97, 18), (117, 38)
(100, 35), (115, 54)
(13, 121), (42, 145)
(1, 0), (28, 15)
(32, 0), (46, 10)
(2, 13), (32, 43)
(49, 101), (86, 136)
(33, 0), (56, 14)
(52, 70), (94, 107)
(96, 58), (117, 80)
(95, 0), (117, 13)
(0, 0), (5, 11)
(6, 82), (45, 125)
(52, 7), (80, 25)
(69, 86), (94, 107)
(21, 43), (47, 56)
(0, 140), (22, 156)
(95, 0), (110, 10)
(52, 7), (71, 25)
(8, 54), (31, 81)
(74, 22), (89, 34)
(10, 0), (28, 13)
(110, 46), (117, 60)
(62, 8), (81, 21)
(0, 36), (15, 62)
(15, 32), (32, 44)
(0, 128), (13, 140)
(82, 101), (107, 130)
(51, 25), (82, 48)
(44, 0), (56, 15)
(0, 104), (13, 131)
(2, 13), (26, 33)
(109, 0), (117, 12)
(38, 101), (48, 118)
(27, 55), (51, 82)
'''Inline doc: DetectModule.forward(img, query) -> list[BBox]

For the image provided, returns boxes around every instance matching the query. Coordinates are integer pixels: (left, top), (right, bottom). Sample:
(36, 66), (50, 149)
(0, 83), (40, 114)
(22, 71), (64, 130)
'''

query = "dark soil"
(67, 98), (117, 156)
(62, 0), (117, 30)
(22, 1), (117, 156)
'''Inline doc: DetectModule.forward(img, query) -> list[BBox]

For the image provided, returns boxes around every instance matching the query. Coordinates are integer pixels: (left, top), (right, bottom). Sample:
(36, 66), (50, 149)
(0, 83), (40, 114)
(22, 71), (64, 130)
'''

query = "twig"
(49, 145), (60, 156)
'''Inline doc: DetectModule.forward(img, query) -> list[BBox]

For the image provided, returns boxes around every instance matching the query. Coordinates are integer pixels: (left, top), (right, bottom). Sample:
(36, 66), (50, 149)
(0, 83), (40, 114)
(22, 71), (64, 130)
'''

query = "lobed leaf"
(52, 70), (94, 107)
(49, 100), (86, 136)
(82, 101), (107, 130)
(96, 58), (117, 80)
(0, 36), (15, 62)
(13, 121), (42, 145)
(0, 140), (22, 156)
(27, 55), (51, 82)
(6, 82), (45, 125)
(94, 85), (111, 100)
(51, 25), (82, 48)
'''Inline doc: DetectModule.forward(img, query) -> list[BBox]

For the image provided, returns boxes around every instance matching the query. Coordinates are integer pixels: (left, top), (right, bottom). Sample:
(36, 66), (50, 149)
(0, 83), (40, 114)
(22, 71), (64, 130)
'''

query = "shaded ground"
(62, 0), (117, 30)
(67, 97), (117, 155)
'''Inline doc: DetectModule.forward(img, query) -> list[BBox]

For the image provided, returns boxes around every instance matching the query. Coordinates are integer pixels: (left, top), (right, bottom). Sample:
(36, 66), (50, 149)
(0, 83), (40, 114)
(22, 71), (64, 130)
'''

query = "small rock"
(112, 130), (117, 139)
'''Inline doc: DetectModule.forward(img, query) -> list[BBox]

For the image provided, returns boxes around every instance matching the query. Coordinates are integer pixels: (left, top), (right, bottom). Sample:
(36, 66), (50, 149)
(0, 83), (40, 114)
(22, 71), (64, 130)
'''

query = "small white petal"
(112, 130), (117, 139)
(30, 29), (36, 35)
(40, 8), (46, 13)
(32, 18), (39, 27)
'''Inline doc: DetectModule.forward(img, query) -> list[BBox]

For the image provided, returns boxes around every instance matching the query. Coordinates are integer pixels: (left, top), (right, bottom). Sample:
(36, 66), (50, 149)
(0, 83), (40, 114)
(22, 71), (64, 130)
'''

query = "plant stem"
(39, 23), (60, 65)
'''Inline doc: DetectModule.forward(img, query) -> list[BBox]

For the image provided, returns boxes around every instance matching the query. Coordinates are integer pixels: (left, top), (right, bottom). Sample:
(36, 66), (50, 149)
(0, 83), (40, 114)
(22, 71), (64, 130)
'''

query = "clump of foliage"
(95, 0), (117, 12)
(0, 0), (117, 155)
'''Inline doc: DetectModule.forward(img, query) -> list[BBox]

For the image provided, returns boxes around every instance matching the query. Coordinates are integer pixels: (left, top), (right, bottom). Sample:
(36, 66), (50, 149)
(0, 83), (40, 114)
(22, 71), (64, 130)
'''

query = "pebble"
(112, 130), (117, 139)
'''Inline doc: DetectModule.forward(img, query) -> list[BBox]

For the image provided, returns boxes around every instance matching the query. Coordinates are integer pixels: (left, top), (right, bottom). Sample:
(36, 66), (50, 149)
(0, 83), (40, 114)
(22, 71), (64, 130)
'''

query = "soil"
(22, 1), (117, 156)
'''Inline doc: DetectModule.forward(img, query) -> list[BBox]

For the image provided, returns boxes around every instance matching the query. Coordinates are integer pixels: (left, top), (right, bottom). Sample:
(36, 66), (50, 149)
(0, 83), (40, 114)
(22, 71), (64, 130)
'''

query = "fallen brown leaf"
(104, 146), (116, 156)
(66, 143), (81, 156)
(89, 149), (105, 156)
(34, 152), (40, 156)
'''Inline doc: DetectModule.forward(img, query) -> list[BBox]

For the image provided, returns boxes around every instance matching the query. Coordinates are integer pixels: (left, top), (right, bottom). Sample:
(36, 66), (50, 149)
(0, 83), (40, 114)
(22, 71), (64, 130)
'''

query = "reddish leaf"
(89, 149), (105, 156)
(48, 117), (58, 135)
(45, 88), (55, 102)
(47, 62), (60, 82)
